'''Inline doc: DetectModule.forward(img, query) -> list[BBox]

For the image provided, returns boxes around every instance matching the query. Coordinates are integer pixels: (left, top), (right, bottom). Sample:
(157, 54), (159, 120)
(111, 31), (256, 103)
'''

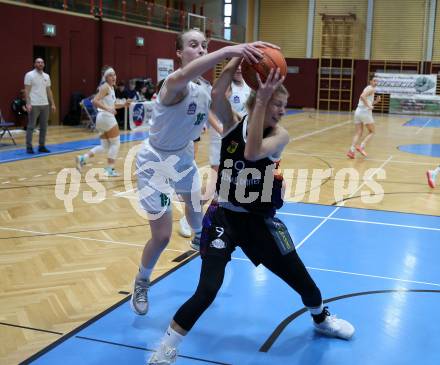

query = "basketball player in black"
(148, 58), (355, 365)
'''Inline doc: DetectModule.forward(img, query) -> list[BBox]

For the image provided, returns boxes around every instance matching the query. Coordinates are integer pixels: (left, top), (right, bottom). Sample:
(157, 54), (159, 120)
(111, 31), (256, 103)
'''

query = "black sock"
(311, 306), (330, 324)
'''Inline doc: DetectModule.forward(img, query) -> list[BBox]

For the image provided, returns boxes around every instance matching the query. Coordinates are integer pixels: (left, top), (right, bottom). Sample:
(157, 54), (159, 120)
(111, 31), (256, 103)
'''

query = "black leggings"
(173, 251), (322, 332)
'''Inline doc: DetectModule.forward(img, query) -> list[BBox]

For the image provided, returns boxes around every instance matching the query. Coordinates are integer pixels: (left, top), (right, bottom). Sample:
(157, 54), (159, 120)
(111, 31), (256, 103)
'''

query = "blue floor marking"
(403, 117), (440, 128)
(286, 110), (304, 116)
(398, 143), (440, 158)
(0, 131), (149, 164)
(28, 203), (440, 365)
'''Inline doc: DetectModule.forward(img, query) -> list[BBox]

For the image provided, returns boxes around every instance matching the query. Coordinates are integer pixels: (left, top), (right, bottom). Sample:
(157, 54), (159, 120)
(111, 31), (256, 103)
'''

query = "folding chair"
(0, 109), (17, 145)
(80, 97), (98, 131)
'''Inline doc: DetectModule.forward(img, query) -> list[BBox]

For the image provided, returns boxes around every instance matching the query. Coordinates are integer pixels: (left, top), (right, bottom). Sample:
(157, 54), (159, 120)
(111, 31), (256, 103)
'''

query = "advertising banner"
(128, 101), (154, 130)
(375, 73), (437, 95)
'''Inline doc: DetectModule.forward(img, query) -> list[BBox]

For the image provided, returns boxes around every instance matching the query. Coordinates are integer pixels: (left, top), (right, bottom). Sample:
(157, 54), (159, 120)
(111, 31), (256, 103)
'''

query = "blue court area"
(26, 203), (440, 365)
(0, 131), (149, 163)
(403, 117), (440, 128)
(398, 143), (440, 157)
(285, 109), (303, 116)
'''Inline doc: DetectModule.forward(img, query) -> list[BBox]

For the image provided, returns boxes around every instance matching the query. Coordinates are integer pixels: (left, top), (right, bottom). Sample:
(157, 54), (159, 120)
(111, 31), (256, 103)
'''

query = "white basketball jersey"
(357, 85), (375, 111)
(229, 81), (251, 117)
(97, 84), (116, 114)
(149, 79), (211, 150)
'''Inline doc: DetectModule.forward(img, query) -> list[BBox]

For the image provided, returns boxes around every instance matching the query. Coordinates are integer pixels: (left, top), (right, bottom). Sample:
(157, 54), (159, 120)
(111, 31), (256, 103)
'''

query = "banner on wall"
(374, 73), (437, 95)
(157, 58), (174, 82)
(389, 94), (440, 115)
(128, 101), (154, 130)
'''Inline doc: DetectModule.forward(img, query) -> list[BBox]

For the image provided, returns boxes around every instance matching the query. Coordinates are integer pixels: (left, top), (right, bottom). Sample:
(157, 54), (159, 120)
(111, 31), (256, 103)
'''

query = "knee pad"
(107, 136), (120, 160)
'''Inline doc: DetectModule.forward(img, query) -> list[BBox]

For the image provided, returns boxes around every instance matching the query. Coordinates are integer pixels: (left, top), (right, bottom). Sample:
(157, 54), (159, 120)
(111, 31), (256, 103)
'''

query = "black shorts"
(200, 203), (296, 266)
(193, 137), (201, 142)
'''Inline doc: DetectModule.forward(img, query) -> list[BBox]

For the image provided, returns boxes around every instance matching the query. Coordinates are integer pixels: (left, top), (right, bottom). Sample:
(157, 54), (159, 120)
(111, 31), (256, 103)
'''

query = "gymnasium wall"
(0, 2), (229, 123)
(258, 0), (309, 58)
(431, 0), (440, 61)
(371, 0), (428, 61)
(312, 0), (368, 59)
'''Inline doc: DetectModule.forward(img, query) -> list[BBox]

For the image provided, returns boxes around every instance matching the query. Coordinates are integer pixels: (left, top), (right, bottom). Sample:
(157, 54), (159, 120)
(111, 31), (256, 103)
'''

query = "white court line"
(2, 181), (10, 184)
(231, 257), (440, 288)
(294, 156), (393, 250)
(277, 211), (440, 232)
(33, 174), (42, 178)
(18, 178), (27, 181)
(0, 226), (187, 253)
(415, 119), (431, 135)
(290, 120), (352, 142)
(283, 150), (433, 166)
(307, 266), (440, 288)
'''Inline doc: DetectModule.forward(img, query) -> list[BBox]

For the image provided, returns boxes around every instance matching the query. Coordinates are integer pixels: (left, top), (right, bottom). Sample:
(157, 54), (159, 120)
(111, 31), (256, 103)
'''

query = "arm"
(115, 99), (131, 109)
(208, 111), (223, 134)
(211, 57), (243, 134)
(47, 87), (56, 112)
(92, 84), (116, 114)
(24, 85), (32, 112)
(360, 87), (374, 109)
(160, 42), (275, 106)
(244, 69), (288, 161)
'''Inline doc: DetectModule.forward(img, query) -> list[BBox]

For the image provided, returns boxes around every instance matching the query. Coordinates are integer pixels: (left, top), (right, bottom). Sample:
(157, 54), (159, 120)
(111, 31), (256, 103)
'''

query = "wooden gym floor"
(0, 110), (439, 364)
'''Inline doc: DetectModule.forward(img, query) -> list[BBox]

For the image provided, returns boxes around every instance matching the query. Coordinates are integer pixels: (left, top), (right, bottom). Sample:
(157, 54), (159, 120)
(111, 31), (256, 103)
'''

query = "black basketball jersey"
(216, 116), (284, 217)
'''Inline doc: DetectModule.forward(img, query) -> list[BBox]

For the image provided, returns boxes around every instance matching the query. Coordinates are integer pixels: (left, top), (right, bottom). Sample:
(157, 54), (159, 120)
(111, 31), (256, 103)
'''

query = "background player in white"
(347, 76), (381, 159)
(131, 28), (269, 316)
(76, 68), (129, 177)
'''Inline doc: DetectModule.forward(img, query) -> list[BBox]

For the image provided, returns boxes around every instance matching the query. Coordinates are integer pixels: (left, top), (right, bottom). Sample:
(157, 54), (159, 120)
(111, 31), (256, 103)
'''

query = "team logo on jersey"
(194, 112), (205, 125)
(233, 95), (240, 104)
(226, 140), (238, 154)
(210, 238), (226, 249)
(187, 102), (197, 115)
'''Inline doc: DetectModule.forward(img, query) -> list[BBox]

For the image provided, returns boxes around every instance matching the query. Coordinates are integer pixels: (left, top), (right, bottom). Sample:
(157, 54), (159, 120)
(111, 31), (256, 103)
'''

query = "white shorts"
(354, 109), (374, 124)
(96, 112), (118, 134)
(136, 140), (201, 214)
(209, 127), (222, 167)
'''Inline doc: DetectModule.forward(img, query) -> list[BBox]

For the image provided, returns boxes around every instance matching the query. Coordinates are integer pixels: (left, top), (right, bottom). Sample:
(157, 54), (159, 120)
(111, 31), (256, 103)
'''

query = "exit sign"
(43, 23), (56, 37)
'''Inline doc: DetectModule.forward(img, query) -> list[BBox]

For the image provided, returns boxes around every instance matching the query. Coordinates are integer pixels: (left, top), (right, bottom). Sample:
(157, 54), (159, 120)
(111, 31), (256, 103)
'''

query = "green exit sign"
(43, 23), (56, 37)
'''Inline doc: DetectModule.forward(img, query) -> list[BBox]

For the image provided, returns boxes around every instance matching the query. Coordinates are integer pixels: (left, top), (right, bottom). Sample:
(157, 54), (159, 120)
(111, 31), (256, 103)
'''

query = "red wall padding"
(0, 3), (228, 123)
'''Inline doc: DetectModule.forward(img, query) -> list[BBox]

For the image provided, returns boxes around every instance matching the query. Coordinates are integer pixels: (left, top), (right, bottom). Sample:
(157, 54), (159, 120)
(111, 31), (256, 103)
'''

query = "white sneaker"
(104, 167), (119, 177)
(313, 307), (355, 340)
(130, 278), (150, 315)
(178, 217), (192, 238)
(76, 155), (86, 172)
(148, 343), (177, 365)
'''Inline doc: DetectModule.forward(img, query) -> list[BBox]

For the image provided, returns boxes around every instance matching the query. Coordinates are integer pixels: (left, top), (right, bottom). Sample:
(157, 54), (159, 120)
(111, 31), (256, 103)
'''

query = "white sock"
(360, 142), (365, 149)
(350, 145), (355, 152)
(433, 166), (440, 175)
(308, 303), (324, 315)
(162, 325), (184, 348)
(137, 264), (152, 280)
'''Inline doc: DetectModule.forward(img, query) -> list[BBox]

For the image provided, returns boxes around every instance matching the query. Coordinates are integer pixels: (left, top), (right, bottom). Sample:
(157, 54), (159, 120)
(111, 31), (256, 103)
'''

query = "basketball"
(241, 46), (288, 90)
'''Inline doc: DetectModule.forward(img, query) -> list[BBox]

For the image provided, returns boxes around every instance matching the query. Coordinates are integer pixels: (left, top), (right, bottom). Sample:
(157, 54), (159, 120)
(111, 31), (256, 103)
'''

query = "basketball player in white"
(131, 28), (273, 316)
(347, 76), (381, 159)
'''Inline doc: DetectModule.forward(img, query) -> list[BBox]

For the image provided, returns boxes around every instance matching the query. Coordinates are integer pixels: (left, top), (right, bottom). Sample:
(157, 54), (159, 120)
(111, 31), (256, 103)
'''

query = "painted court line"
(289, 120), (352, 142)
(294, 156), (393, 250)
(0, 226), (187, 253)
(277, 211), (440, 232)
(283, 150), (432, 166)
(231, 257), (440, 288)
(415, 119), (431, 134)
